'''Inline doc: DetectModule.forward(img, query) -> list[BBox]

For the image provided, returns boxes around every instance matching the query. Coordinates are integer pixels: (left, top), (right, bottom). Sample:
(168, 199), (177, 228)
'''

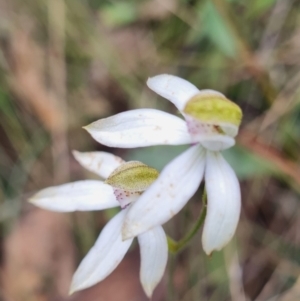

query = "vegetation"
(0, 0), (300, 300)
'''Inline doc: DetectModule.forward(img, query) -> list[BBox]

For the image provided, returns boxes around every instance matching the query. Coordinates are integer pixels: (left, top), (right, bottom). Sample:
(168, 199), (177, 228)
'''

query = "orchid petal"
(73, 150), (124, 179)
(122, 144), (206, 239)
(84, 109), (192, 148)
(200, 135), (235, 151)
(29, 180), (119, 212)
(147, 74), (200, 111)
(202, 151), (241, 255)
(138, 226), (168, 298)
(69, 209), (133, 294)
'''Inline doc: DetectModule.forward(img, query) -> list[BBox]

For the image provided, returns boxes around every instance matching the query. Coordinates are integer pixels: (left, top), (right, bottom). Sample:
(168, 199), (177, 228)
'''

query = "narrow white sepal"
(73, 150), (124, 179)
(202, 151), (241, 255)
(138, 226), (168, 298)
(69, 209), (133, 294)
(29, 180), (119, 212)
(84, 109), (192, 148)
(122, 144), (206, 239)
(147, 74), (200, 111)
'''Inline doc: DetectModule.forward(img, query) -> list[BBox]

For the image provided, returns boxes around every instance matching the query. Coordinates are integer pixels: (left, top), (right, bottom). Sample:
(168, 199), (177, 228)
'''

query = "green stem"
(167, 191), (207, 254)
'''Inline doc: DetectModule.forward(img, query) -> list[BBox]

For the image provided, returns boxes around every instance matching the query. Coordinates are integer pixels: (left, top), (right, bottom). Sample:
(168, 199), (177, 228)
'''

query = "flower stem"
(167, 191), (207, 253)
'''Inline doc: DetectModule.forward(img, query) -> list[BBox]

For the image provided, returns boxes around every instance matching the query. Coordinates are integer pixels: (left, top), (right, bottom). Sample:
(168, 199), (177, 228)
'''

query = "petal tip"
(68, 284), (81, 296)
(142, 285), (154, 299)
(68, 281), (78, 295)
(28, 197), (35, 204)
(146, 74), (169, 88)
(203, 247), (214, 257)
(28, 194), (42, 206)
(72, 149), (80, 158)
(82, 124), (97, 140)
(202, 237), (219, 256)
(72, 150), (83, 163)
(202, 239), (229, 256)
(68, 278), (88, 295)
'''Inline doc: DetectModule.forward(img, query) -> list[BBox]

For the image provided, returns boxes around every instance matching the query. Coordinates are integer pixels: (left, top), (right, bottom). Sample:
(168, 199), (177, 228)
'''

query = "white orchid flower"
(29, 151), (168, 298)
(84, 74), (243, 255)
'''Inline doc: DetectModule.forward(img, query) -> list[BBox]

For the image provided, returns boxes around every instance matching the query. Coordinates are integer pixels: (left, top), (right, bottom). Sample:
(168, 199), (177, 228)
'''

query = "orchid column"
(85, 74), (243, 255)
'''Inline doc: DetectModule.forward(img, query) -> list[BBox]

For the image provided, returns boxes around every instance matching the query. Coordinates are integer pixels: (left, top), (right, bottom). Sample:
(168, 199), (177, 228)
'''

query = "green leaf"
(223, 146), (273, 179)
(100, 2), (137, 27)
(125, 145), (189, 171)
(249, 0), (277, 16)
(201, 1), (237, 57)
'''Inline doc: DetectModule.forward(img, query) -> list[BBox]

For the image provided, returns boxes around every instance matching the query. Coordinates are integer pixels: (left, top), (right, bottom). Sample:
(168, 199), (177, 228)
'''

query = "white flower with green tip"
(84, 74), (243, 255)
(29, 151), (167, 298)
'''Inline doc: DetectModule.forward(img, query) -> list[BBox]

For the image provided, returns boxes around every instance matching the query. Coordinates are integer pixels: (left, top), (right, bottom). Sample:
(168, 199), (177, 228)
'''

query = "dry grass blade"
(7, 29), (64, 133)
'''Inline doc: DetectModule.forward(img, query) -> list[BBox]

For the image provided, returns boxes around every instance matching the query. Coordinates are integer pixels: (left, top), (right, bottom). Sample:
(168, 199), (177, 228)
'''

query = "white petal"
(147, 74), (200, 111)
(200, 136), (235, 151)
(122, 144), (206, 239)
(69, 209), (133, 294)
(138, 226), (168, 298)
(73, 150), (124, 179)
(29, 180), (119, 212)
(84, 109), (192, 148)
(202, 151), (241, 255)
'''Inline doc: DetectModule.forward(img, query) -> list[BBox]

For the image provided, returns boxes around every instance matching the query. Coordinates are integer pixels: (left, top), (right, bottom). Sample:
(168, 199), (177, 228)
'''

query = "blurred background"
(0, 0), (300, 300)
